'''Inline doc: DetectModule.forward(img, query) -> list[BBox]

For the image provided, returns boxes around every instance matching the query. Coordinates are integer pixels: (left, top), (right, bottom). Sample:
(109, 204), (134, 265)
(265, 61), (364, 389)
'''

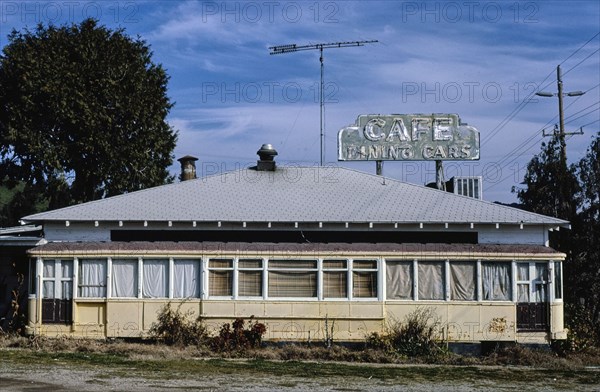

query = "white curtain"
(418, 262), (445, 300)
(143, 259), (168, 298)
(482, 263), (511, 301)
(43, 281), (55, 299)
(517, 284), (530, 302)
(534, 264), (548, 302)
(79, 259), (107, 297)
(43, 260), (55, 278)
(174, 260), (200, 298)
(112, 260), (138, 298)
(386, 261), (413, 299)
(43, 260), (55, 298)
(61, 260), (73, 299)
(517, 263), (529, 281)
(450, 262), (475, 300)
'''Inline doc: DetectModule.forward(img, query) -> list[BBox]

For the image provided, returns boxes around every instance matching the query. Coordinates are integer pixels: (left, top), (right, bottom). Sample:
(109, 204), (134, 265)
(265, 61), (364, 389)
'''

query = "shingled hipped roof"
(23, 167), (568, 226)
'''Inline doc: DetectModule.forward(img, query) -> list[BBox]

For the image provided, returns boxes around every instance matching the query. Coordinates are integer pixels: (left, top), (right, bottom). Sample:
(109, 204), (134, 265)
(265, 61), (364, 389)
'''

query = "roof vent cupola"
(177, 155), (198, 181)
(257, 144), (278, 171)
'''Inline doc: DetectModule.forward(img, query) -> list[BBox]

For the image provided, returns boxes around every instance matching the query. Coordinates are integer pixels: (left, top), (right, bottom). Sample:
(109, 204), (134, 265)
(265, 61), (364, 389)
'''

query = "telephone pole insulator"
(536, 64), (586, 164)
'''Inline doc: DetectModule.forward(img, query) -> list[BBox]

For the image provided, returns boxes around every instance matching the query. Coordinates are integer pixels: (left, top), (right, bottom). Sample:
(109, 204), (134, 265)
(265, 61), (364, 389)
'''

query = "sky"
(1, 0), (599, 203)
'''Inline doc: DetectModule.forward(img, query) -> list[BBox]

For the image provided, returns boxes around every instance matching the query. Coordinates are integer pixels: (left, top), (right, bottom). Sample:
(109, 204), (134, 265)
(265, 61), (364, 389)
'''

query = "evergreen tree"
(513, 132), (580, 222)
(571, 133), (600, 342)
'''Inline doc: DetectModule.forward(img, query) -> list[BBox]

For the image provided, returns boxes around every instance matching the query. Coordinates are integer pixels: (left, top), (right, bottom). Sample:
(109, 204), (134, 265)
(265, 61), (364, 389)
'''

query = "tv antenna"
(269, 40), (378, 166)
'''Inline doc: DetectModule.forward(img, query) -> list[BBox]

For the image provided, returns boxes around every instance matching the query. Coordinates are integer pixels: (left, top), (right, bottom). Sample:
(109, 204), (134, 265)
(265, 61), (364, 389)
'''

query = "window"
(41, 259), (73, 324)
(209, 259), (233, 297)
(449, 262), (476, 301)
(516, 262), (549, 303)
(112, 259), (138, 298)
(174, 259), (201, 298)
(482, 262), (511, 301)
(142, 259), (168, 298)
(386, 261), (413, 300)
(43, 260), (55, 299)
(238, 259), (263, 297)
(268, 260), (317, 298)
(554, 262), (562, 300)
(352, 260), (377, 298)
(42, 259), (73, 299)
(418, 261), (445, 300)
(533, 264), (548, 302)
(79, 259), (107, 297)
(516, 262), (530, 302)
(323, 260), (348, 299)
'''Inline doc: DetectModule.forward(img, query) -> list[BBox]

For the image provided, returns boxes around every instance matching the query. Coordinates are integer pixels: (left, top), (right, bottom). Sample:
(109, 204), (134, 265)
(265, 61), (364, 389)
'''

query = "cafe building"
(21, 115), (569, 344)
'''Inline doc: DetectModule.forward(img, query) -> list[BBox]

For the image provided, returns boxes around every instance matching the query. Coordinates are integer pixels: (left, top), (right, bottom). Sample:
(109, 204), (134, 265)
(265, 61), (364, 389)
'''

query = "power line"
(559, 32), (599, 65)
(481, 32), (599, 148)
(563, 48), (600, 77)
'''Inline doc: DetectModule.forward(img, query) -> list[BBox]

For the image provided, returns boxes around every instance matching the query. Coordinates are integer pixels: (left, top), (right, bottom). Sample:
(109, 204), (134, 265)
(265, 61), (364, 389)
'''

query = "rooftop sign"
(338, 114), (479, 161)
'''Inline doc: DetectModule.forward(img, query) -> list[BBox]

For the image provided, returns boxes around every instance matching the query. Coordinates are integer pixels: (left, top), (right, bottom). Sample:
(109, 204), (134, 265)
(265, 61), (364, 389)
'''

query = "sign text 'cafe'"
(338, 114), (480, 161)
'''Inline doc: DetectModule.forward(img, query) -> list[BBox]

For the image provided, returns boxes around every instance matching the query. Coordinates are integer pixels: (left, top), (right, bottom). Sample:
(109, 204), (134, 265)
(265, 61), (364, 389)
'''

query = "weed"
(324, 314), (335, 349)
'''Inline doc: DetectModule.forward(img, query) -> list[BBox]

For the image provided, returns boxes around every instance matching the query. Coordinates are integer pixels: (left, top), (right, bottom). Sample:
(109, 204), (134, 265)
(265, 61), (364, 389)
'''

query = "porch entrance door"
(41, 260), (73, 324)
(516, 262), (549, 331)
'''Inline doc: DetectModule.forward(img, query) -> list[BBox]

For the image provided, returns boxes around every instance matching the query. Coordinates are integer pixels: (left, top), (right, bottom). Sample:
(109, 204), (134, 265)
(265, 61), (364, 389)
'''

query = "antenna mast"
(269, 40), (378, 166)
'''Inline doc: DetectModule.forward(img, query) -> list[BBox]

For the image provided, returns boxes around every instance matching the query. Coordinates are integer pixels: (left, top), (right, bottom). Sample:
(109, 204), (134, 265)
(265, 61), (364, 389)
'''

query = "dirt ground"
(2, 358), (599, 392)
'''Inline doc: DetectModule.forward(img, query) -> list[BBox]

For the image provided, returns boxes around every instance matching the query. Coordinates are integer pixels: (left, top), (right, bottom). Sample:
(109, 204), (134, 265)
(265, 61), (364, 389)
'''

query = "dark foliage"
(0, 18), (177, 225)
(515, 132), (600, 348)
(211, 316), (267, 352)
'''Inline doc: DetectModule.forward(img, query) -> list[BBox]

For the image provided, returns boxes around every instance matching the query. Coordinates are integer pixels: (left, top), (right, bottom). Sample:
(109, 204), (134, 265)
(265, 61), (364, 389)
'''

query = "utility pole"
(536, 64), (585, 220)
(536, 65), (585, 166)
(269, 40), (378, 166)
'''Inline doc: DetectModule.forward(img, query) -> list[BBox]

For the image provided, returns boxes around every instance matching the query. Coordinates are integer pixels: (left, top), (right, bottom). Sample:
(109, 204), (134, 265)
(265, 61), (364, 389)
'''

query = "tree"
(570, 133), (600, 342)
(512, 132), (580, 222)
(0, 19), (177, 224)
(515, 131), (600, 348)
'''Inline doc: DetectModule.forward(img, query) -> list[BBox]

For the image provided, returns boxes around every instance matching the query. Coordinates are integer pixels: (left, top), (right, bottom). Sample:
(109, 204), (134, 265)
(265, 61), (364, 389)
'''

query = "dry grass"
(2, 332), (599, 369)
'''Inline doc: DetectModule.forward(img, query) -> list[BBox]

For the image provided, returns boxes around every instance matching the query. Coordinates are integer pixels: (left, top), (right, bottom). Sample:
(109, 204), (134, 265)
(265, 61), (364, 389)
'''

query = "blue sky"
(1, 1), (599, 203)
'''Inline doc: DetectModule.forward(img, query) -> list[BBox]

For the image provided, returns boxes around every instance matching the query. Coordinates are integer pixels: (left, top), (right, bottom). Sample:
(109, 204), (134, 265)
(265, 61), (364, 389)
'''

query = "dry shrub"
(368, 307), (445, 358)
(149, 302), (209, 347)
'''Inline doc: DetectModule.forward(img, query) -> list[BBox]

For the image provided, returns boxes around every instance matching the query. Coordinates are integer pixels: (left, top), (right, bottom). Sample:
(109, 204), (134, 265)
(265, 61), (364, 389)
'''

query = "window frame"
(351, 259), (379, 300)
(172, 258), (202, 299)
(321, 259), (349, 300)
(208, 258), (234, 298)
(481, 261), (512, 302)
(110, 258), (139, 299)
(78, 258), (108, 298)
(41, 259), (73, 300)
(449, 261), (477, 301)
(237, 258), (264, 299)
(267, 259), (318, 300)
(416, 260), (446, 301)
